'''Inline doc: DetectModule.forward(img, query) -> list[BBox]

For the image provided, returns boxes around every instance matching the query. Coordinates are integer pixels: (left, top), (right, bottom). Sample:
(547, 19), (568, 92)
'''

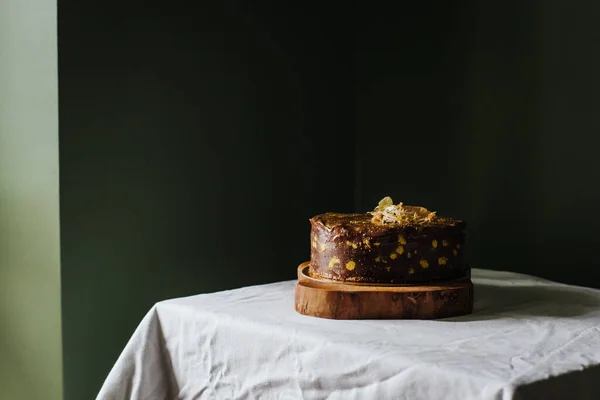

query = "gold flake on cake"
(432, 240), (438, 248)
(345, 260), (356, 271)
(319, 243), (326, 252)
(398, 235), (407, 245)
(419, 259), (429, 269)
(328, 256), (340, 269)
(390, 253), (398, 260)
(407, 253), (412, 258)
(375, 196), (393, 211)
(438, 257), (448, 265)
(453, 249), (458, 256)
(395, 245), (404, 255)
(408, 267), (415, 274)
(442, 240), (449, 247)
(375, 256), (381, 263)
(370, 197), (437, 225)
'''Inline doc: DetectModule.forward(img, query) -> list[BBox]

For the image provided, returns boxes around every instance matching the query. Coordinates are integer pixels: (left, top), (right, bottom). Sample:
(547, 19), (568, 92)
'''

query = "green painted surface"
(59, 3), (354, 399)
(0, 1), (62, 399)
(355, 2), (600, 288)
(58, 1), (600, 398)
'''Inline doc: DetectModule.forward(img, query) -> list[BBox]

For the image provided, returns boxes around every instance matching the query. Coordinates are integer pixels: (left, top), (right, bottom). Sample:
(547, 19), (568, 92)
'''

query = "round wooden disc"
(294, 262), (473, 320)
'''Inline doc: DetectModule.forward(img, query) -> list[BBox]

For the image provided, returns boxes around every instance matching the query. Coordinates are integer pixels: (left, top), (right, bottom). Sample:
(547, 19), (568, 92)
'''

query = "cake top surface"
(311, 197), (464, 234)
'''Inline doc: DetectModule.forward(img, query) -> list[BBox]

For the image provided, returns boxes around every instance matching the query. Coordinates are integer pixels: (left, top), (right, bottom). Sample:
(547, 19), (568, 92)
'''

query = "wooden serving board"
(294, 262), (473, 320)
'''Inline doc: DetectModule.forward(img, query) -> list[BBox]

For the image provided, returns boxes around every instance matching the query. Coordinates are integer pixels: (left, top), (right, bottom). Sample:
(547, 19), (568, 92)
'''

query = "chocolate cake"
(309, 197), (467, 284)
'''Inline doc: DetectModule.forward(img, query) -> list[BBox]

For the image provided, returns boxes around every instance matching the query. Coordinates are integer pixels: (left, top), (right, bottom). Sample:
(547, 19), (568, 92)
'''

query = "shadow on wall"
(355, 2), (600, 289)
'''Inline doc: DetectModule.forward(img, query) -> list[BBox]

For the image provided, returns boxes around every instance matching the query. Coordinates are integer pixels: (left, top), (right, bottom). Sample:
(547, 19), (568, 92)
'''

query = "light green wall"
(0, 0), (62, 399)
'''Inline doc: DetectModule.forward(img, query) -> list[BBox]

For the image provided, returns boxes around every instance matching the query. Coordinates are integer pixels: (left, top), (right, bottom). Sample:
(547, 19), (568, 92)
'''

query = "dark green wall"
(58, 2), (353, 399)
(60, 1), (600, 399)
(356, 1), (600, 288)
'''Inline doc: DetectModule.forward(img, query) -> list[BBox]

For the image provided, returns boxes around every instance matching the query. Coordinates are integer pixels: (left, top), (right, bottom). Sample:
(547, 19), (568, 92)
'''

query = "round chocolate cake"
(309, 197), (467, 284)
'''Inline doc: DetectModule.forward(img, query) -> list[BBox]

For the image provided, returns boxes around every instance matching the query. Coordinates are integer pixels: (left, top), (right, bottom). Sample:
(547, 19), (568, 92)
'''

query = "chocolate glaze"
(309, 212), (467, 284)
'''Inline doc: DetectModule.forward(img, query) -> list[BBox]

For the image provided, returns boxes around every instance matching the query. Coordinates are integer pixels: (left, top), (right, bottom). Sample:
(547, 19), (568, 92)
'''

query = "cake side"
(309, 203), (467, 284)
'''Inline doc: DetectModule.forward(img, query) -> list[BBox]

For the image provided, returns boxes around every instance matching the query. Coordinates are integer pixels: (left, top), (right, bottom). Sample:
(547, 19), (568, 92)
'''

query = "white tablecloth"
(97, 269), (600, 400)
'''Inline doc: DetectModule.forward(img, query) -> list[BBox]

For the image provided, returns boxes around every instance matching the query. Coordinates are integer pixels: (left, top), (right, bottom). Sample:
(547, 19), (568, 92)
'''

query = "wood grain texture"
(294, 262), (473, 319)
